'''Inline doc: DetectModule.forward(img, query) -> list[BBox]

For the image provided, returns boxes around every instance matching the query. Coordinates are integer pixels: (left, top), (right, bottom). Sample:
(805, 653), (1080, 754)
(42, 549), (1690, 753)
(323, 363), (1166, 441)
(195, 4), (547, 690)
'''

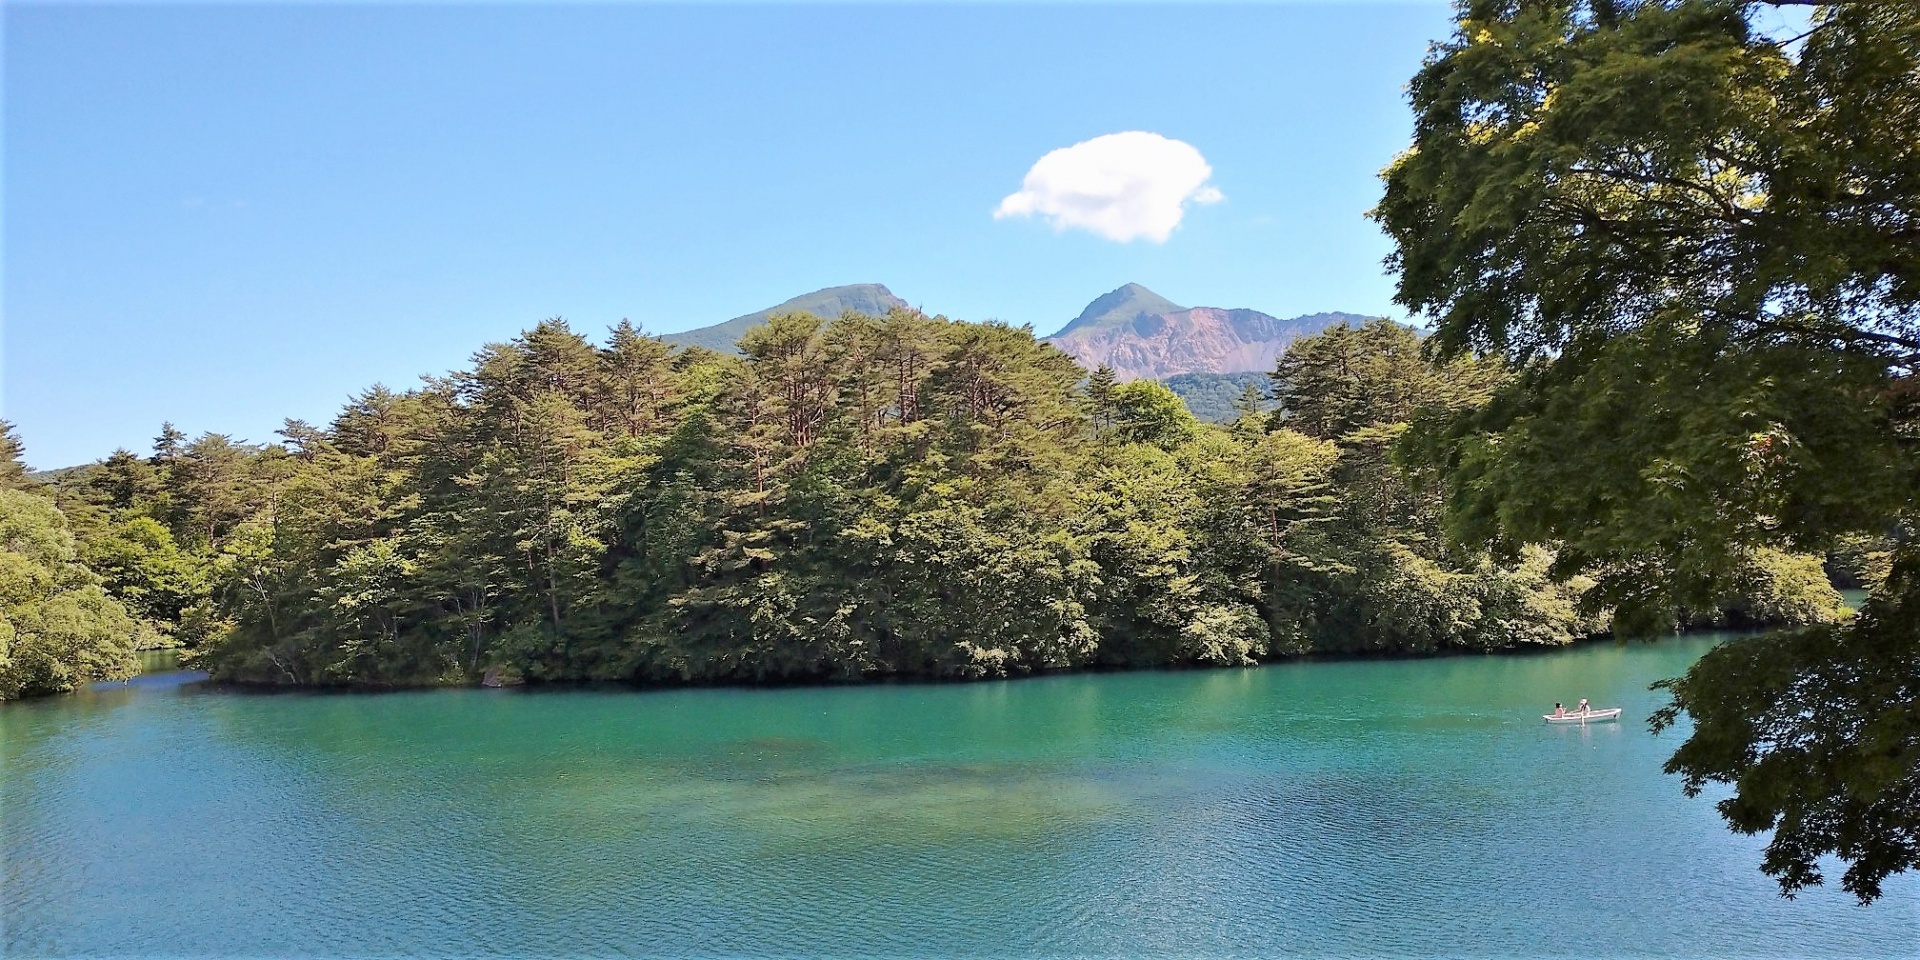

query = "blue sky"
(4, 1), (1456, 468)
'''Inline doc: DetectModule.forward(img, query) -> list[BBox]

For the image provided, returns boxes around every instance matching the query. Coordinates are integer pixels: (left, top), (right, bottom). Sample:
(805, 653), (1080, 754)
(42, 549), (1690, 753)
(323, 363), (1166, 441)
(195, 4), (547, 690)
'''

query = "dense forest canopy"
(1376, 0), (1917, 902)
(10, 306), (1842, 705)
(21, 315), (1599, 690)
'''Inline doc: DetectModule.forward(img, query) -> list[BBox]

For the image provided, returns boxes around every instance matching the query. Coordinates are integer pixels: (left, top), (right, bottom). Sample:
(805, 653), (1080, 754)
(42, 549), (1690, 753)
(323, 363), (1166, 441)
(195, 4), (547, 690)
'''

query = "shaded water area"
(3, 635), (1913, 958)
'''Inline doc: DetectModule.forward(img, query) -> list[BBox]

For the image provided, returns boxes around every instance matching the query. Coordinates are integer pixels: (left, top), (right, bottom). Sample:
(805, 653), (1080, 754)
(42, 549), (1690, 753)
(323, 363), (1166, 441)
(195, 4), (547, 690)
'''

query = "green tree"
(1375, 0), (1920, 901)
(1085, 364), (1119, 432)
(1230, 381), (1268, 424)
(0, 421), (30, 491)
(1107, 379), (1198, 448)
(77, 515), (205, 643)
(0, 488), (143, 698)
(174, 434), (264, 549)
(151, 422), (186, 466)
(94, 448), (159, 510)
(599, 319), (676, 438)
(331, 385), (411, 457)
(1271, 320), (1500, 442)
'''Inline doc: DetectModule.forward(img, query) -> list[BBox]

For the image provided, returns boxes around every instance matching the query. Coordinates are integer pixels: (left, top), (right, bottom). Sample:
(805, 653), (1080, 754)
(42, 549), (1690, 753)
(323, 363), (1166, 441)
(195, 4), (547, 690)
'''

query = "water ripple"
(4, 640), (1916, 958)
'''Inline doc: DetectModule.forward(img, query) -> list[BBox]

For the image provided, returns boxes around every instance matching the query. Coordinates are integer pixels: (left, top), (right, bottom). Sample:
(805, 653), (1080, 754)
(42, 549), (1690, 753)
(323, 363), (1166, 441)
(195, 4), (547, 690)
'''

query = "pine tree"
(1085, 365), (1118, 433)
(150, 422), (186, 466)
(96, 449), (156, 509)
(1230, 381), (1267, 424)
(0, 420), (30, 490)
(600, 319), (674, 438)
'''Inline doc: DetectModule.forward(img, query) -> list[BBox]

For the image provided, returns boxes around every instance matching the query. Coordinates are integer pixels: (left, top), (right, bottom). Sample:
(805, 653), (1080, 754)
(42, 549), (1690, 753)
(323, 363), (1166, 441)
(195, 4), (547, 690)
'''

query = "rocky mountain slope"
(1043, 283), (1371, 381)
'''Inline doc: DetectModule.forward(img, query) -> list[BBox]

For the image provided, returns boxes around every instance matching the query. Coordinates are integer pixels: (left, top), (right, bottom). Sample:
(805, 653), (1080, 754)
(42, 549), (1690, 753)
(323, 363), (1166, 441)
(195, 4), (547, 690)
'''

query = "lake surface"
(3, 636), (1913, 958)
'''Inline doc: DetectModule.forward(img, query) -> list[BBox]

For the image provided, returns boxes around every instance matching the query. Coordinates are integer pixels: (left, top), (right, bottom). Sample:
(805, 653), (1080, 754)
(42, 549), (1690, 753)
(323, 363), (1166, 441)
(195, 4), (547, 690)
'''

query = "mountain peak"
(661, 283), (909, 353)
(1046, 286), (1374, 380)
(1055, 283), (1188, 337)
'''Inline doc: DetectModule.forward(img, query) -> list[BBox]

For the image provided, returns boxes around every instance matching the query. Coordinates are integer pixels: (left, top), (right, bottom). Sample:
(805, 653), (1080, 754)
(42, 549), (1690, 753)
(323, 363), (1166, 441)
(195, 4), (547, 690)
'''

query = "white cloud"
(995, 131), (1223, 243)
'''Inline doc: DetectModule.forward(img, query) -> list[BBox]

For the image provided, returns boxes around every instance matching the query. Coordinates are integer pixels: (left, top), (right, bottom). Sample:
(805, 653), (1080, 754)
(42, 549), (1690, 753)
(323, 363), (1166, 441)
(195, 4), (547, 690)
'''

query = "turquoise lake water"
(2, 635), (1913, 958)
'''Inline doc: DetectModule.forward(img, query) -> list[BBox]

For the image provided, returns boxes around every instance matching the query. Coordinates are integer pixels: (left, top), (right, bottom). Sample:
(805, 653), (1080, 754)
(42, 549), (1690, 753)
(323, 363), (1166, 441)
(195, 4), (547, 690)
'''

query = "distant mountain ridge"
(1042, 283), (1374, 381)
(655, 282), (1373, 386)
(660, 283), (907, 353)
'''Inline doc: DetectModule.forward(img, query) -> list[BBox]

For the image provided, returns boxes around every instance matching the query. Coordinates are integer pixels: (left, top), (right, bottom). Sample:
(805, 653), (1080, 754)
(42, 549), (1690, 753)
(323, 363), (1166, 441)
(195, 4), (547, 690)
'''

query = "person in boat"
(1576, 698), (1590, 715)
(1553, 702), (1566, 718)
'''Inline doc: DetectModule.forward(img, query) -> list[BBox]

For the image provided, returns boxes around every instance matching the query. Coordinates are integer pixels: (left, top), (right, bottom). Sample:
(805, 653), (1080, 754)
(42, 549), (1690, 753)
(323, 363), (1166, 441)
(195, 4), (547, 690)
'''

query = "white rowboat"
(1544, 708), (1622, 724)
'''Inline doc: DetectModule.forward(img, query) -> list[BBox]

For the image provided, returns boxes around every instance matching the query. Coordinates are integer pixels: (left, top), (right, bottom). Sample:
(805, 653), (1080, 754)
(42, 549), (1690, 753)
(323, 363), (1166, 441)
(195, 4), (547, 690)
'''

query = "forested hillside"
(1161, 372), (1272, 422)
(18, 311), (1843, 694)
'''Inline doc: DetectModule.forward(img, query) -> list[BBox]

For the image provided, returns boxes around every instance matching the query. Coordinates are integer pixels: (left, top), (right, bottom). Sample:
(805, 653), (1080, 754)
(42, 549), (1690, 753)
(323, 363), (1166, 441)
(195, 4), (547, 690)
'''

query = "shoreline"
(132, 628), (1753, 701)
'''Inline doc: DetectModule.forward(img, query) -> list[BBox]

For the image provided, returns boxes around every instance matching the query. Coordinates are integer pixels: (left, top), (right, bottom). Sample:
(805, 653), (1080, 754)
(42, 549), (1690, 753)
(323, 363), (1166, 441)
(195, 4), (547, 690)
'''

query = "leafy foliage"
(1376, 0), (1920, 900)
(1653, 556), (1920, 903)
(0, 478), (143, 699)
